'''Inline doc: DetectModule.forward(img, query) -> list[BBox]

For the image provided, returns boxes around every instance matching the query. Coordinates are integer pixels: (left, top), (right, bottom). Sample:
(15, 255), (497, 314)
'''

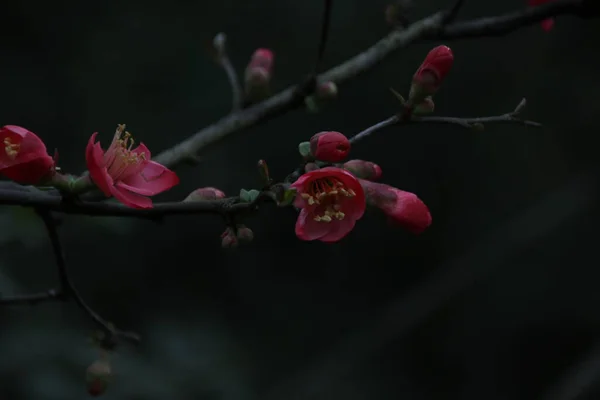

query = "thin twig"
(221, 56), (243, 111)
(0, 209), (141, 346)
(0, 289), (62, 305)
(285, 98), (540, 182)
(152, 0), (592, 170)
(214, 32), (243, 111)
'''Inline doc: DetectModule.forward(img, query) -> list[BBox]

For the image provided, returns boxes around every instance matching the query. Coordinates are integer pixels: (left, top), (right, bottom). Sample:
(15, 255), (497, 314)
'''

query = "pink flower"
(291, 167), (366, 242)
(528, 0), (555, 31)
(86, 125), (179, 209)
(0, 125), (55, 184)
(309, 131), (351, 163)
(360, 180), (431, 234)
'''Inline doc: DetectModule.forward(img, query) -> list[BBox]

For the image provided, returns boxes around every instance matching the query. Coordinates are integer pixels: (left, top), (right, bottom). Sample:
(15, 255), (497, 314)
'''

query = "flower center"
(3, 138), (20, 160)
(300, 176), (356, 223)
(105, 126), (146, 180)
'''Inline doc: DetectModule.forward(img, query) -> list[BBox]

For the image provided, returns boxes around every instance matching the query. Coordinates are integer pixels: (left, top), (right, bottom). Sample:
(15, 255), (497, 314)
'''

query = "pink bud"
(86, 359), (112, 397)
(528, 0), (555, 31)
(304, 162), (320, 172)
(315, 81), (338, 100)
(309, 131), (350, 163)
(221, 228), (238, 248)
(359, 179), (431, 234)
(236, 224), (254, 242)
(409, 45), (453, 103)
(249, 48), (273, 71)
(244, 48), (274, 102)
(184, 187), (226, 202)
(343, 160), (382, 181)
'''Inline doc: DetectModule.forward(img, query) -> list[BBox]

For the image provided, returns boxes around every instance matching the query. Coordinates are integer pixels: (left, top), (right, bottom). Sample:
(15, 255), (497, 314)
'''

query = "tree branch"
(152, 0), (592, 170)
(0, 189), (273, 219)
(438, 0), (599, 39)
(0, 209), (141, 346)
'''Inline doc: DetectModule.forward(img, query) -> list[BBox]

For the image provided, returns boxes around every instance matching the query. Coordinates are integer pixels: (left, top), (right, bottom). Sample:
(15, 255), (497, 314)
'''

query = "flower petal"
(85, 133), (113, 197)
(118, 161), (179, 196)
(0, 155), (54, 184)
(295, 208), (330, 241)
(319, 218), (356, 243)
(110, 185), (153, 209)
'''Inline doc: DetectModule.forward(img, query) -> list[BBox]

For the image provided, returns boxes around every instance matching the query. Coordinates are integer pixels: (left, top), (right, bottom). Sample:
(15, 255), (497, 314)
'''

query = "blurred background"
(0, 0), (599, 399)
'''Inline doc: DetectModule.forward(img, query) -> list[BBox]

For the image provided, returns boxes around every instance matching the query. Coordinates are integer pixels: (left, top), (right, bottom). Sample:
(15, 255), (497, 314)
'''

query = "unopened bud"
(221, 228), (239, 248)
(343, 160), (382, 181)
(304, 162), (320, 172)
(244, 48), (274, 103)
(471, 122), (485, 132)
(409, 45), (454, 104)
(309, 131), (350, 163)
(86, 359), (112, 397)
(236, 224), (254, 242)
(184, 187), (226, 202)
(359, 179), (431, 234)
(305, 82), (338, 113)
(316, 81), (337, 100)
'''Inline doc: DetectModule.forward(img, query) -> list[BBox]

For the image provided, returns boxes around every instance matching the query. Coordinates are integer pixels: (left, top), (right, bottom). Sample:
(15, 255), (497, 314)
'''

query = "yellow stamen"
(4, 138), (20, 160)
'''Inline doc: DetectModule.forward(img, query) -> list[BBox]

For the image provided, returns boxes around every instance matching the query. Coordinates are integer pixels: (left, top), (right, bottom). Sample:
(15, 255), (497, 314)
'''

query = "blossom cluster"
(0, 43), (459, 244)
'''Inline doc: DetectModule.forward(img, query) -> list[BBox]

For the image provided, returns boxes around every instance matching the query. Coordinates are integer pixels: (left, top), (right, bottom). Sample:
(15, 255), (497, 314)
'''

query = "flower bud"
(309, 131), (350, 163)
(528, 0), (555, 31)
(184, 187), (226, 202)
(409, 45), (453, 104)
(221, 228), (238, 248)
(86, 359), (112, 397)
(343, 160), (382, 181)
(359, 179), (431, 234)
(304, 162), (320, 173)
(305, 81), (338, 113)
(236, 224), (254, 243)
(315, 81), (337, 100)
(244, 48), (274, 103)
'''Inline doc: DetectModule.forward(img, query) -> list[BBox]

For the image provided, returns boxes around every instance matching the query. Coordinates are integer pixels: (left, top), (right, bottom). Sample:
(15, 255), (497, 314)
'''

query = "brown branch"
(152, 0), (592, 170)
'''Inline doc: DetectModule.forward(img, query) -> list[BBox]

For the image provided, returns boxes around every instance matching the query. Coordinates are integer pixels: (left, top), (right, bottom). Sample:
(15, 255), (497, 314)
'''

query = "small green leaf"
(239, 188), (251, 202)
(298, 141), (311, 157)
(247, 189), (260, 202)
(304, 96), (320, 113)
(280, 188), (297, 206)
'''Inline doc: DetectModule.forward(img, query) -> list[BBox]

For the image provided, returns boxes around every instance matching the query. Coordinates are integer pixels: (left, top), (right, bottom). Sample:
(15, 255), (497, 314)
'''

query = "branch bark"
(152, 0), (594, 170)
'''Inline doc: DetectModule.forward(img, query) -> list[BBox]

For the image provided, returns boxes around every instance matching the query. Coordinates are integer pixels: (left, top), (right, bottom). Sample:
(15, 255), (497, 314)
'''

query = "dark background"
(0, 0), (599, 399)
